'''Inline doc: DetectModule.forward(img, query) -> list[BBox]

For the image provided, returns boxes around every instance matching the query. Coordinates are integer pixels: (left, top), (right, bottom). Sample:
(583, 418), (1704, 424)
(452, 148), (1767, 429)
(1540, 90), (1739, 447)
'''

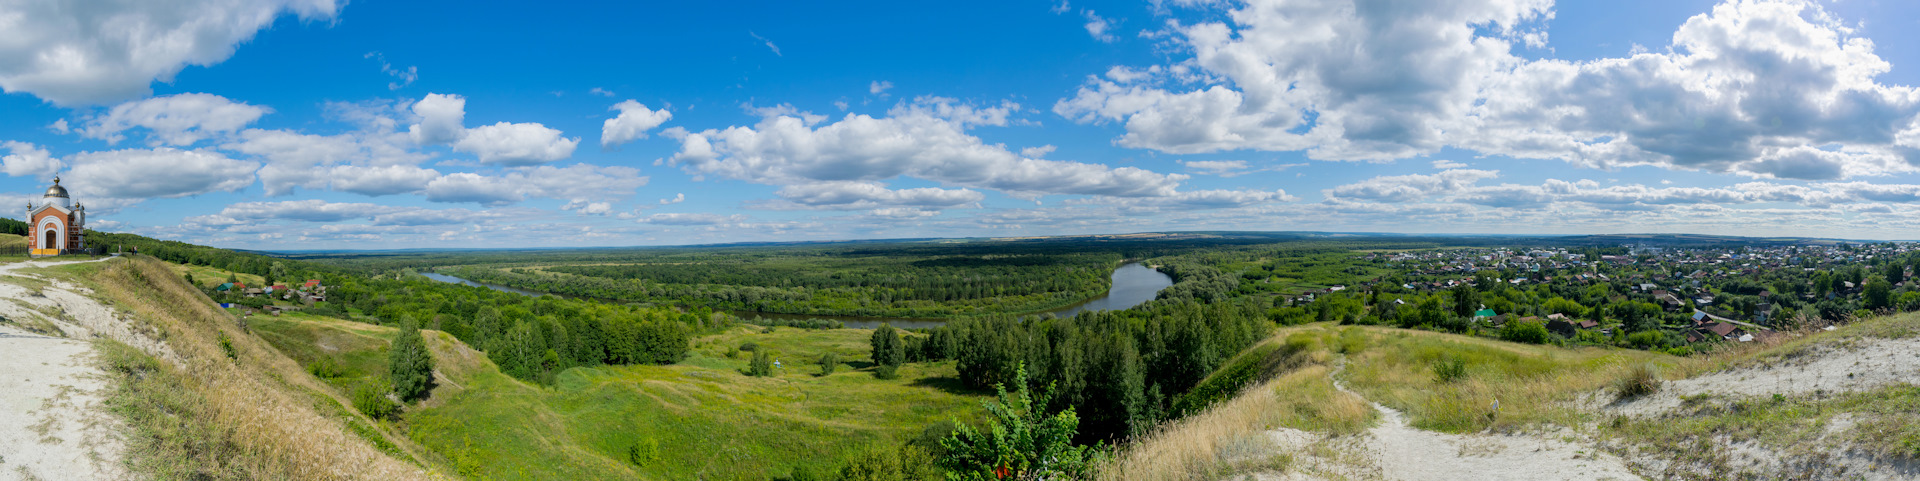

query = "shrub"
(873, 364), (899, 380)
(939, 363), (1093, 480)
(748, 349), (774, 377)
(1431, 357), (1469, 383)
(836, 445), (938, 481)
(306, 356), (344, 378)
(740, 342), (760, 352)
(626, 437), (658, 466)
(1499, 321), (1551, 344)
(817, 352), (839, 377)
(1616, 363), (1663, 399)
(353, 383), (399, 421)
(218, 333), (238, 359)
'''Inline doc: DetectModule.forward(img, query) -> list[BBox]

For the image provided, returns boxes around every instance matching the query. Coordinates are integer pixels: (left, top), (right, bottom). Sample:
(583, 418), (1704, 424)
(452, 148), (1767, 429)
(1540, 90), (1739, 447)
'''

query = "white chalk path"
(1327, 359), (1640, 481)
(0, 257), (136, 481)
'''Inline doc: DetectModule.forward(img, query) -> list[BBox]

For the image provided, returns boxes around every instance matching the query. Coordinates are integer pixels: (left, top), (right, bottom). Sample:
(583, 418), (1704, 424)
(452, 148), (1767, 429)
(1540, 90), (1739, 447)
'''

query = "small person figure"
(1488, 397), (1501, 422)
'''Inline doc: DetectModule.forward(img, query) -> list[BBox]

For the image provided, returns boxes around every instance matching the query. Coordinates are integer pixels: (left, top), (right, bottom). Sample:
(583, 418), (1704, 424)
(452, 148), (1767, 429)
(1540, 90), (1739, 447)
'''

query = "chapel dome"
(43, 178), (68, 198)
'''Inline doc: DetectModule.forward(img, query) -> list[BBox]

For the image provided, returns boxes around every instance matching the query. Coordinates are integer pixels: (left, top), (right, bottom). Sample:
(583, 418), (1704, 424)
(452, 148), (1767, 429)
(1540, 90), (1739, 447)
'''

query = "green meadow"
(252, 312), (985, 480)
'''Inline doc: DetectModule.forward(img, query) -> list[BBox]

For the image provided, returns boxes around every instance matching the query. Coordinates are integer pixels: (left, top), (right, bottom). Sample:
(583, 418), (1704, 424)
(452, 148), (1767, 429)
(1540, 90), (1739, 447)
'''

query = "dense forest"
(897, 259), (1270, 442)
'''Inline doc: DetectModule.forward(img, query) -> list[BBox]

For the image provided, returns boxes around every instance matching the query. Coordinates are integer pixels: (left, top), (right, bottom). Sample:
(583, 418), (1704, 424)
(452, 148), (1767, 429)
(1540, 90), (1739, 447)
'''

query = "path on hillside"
(0, 257), (133, 481)
(1326, 358), (1642, 481)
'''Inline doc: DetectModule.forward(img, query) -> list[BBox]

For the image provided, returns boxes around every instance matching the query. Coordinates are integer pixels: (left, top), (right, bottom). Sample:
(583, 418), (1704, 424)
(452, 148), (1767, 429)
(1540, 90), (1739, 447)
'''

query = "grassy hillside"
(253, 314), (987, 480)
(45, 257), (432, 479)
(169, 261), (267, 288)
(1107, 314), (1920, 480)
(1102, 323), (1681, 480)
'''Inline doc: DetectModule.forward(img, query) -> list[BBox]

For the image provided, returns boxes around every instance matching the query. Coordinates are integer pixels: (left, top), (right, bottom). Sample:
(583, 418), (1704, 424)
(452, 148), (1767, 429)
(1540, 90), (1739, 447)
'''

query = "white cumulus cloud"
(601, 100), (672, 148)
(1056, 0), (1920, 180)
(79, 93), (270, 146)
(1, 141), (64, 178)
(0, 0), (343, 106)
(454, 122), (580, 166)
(668, 97), (1187, 198)
(65, 148), (258, 199)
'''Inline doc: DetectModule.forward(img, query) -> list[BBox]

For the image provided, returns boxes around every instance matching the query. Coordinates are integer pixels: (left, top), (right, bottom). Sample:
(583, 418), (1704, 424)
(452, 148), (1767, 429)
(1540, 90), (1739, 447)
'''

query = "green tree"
(1864, 275), (1893, 310)
(1449, 284), (1480, 318)
(389, 317), (436, 402)
(870, 323), (904, 368)
(939, 364), (1093, 480)
(1499, 321), (1551, 344)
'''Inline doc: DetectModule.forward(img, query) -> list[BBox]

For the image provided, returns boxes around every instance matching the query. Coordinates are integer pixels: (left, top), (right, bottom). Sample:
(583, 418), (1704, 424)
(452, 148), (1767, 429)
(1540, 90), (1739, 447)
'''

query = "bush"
(835, 445), (938, 481)
(817, 352), (839, 377)
(1499, 321), (1551, 344)
(306, 356), (344, 378)
(1616, 363), (1663, 399)
(1431, 357), (1469, 383)
(873, 364), (899, 380)
(939, 364), (1093, 480)
(218, 333), (238, 360)
(748, 349), (774, 377)
(626, 437), (658, 466)
(353, 383), (400, 421)
(740, 342), (760, 352)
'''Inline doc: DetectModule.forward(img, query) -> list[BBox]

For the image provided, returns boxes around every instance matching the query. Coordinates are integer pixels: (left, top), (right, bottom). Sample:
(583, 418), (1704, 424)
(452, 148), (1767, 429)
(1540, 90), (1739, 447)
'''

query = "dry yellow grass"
(1098, 327), (1375, 481)
(80, 256), (440, 480)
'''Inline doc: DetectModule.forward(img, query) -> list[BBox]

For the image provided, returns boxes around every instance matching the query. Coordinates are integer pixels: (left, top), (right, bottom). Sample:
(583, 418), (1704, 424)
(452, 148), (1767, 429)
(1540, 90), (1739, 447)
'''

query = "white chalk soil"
(1245, 361), (1640, 481)
(1603, 336), (1920, 417)
(1592, 335), (1920, 480)
(0, 257), (141, 481)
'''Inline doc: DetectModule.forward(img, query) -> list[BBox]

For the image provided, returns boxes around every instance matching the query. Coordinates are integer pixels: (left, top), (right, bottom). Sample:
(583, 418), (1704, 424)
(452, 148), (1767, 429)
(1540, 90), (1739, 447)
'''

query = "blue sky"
(4, 0), (1920, 249)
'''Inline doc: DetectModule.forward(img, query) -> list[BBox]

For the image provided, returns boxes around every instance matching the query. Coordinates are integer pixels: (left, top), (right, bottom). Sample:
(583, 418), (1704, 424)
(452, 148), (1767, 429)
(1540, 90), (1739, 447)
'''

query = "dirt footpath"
(0, 326), (127, 481)
(0, 257), (133, 481)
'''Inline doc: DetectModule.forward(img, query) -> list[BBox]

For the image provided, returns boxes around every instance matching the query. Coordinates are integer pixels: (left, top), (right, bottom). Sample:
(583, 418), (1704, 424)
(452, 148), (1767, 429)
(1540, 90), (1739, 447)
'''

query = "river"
(420, 262), (1174, 329)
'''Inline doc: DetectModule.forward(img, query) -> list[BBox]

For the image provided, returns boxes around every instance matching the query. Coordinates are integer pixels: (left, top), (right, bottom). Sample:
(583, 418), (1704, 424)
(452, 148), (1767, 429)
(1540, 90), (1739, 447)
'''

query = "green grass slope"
(255, 316), (986, 480)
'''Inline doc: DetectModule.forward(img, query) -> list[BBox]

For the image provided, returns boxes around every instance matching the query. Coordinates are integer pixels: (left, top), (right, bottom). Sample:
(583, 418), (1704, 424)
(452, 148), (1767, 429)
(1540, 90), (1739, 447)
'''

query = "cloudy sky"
(4, 0), (1920, 249)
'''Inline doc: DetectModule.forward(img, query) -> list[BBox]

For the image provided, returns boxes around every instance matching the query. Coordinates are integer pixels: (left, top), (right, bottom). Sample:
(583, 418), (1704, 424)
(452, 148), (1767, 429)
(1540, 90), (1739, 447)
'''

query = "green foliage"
(834, 445), (938, 481)
(218, 332), (237, 360)
(306, 356), (344, 378)
(1498, 321), (1552, 344)
(1172, 336), (1300, 416)
(626, 437), (658, 466)
(1431, 357), (1469, 383)
(939, 365), (1094, 481)
(1449, 284), (1481, 318)
(870, 323), (904, 367)
(873, 364), (900, 380)
(749, 349), (774, 377)
(1865, 275), (1893, 310)
(0, 217), (26, 236)
(1611, 301), (1666, 333)
(389, 318), (436, 402)
(352, 382), (399, 421)
(947, 295), (1269, 441)
(818, 352), (840, 377)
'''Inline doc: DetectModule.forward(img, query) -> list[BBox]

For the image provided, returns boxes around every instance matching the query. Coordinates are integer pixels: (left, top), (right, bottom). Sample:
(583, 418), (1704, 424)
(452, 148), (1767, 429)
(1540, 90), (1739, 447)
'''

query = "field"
(251, 312), (986, 480)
